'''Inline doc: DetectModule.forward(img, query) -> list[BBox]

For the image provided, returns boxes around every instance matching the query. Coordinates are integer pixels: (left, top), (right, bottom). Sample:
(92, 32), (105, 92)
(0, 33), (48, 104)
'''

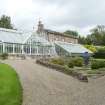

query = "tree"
(78, 25), (105, 45)
(90, 25), (105, 45)
(78, 36), (86, 44)
(64, 30), (78, 37)
(78, 35), (92, 45)
(0, 15), (13, 29)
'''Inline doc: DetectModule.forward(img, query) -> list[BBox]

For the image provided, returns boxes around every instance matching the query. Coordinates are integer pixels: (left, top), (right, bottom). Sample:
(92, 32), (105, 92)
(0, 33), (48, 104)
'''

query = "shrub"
(67, 61), (74, 68)
(91, 59), (105, 69)
(50, 58), (65, 65)
(1, 53), (8, 60)
(84, 45), (96, 52)
(72, 57), (83, 67)
(93, 47), (105, 59)
(36, 59), (88, 82)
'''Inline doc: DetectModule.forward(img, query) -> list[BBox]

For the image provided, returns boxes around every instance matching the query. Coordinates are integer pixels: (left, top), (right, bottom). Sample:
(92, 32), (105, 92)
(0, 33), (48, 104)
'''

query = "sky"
(0, 0), (105, 36)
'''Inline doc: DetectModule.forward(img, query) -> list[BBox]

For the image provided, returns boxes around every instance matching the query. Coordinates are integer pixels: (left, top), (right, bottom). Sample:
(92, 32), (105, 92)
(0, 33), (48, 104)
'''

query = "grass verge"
(0, 63), (22, 105)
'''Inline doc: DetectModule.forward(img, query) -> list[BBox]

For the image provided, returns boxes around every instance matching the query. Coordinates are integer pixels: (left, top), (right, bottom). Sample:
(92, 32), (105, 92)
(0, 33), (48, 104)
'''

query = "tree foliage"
(0, 15), (13, 29)
(90, 25), (105, 45)
(79, 25), (105, 45)
(78, 36), (93, 45)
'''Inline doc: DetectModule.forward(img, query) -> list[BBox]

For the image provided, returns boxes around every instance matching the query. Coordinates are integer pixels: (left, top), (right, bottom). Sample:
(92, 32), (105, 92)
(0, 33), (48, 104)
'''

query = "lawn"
(0, 63), (22, 105)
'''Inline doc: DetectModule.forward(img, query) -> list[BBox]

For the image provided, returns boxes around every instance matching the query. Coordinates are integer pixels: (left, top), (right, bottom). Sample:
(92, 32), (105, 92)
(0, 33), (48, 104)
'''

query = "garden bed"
(36, 57), (105, 81)
(36, 59), (88, 82)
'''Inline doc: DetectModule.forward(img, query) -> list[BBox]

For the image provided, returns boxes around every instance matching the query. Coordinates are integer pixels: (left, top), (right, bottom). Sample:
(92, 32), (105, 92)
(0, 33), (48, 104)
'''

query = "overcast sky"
(0, 0), (105, 36)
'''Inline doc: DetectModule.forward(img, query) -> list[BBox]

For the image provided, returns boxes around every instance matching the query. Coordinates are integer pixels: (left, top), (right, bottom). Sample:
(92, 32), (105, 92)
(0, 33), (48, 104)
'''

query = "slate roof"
(44, 29), (78, 39)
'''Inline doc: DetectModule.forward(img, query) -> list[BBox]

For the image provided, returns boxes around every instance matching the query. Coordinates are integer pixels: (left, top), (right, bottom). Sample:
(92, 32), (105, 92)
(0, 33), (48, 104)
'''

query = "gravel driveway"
(4, 59), (105, 105)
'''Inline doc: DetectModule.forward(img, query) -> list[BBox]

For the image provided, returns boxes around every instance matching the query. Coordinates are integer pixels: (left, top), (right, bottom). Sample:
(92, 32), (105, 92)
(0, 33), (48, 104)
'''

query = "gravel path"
(4, 59), (105, 105)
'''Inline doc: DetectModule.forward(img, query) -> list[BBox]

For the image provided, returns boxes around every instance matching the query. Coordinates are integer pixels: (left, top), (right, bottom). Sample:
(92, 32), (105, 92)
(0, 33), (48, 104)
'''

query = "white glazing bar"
(30, 44), (31, 55)
(36, 46), (38, 55)
(42, 47), (44, 55)
(22, 45), (24, 54)
(48, 47), (50, 55)
(3, 43), (5, 53)
(13, 44), (15, 54)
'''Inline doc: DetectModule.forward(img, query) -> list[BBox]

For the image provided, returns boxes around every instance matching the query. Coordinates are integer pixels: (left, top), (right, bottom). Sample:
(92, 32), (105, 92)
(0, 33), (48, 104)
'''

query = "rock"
(78, 74), (88, 82)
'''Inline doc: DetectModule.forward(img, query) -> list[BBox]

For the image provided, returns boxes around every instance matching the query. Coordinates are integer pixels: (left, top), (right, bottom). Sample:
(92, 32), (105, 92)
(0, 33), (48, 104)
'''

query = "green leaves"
(79, 25), (105, 45)
(0, 15), (13, 29)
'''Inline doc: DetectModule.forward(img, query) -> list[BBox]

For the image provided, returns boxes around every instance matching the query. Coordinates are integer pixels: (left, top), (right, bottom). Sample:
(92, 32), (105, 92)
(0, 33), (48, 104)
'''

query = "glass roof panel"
(55, 41), (93, 54)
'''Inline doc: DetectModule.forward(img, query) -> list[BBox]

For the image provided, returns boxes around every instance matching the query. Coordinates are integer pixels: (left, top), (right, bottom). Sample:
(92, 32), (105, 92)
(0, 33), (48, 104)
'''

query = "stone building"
(37, 21), (78, 44)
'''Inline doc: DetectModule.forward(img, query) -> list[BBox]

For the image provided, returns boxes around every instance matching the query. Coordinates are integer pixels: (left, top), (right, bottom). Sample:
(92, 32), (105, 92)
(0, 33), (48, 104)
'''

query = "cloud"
(0, 0), (105, 35)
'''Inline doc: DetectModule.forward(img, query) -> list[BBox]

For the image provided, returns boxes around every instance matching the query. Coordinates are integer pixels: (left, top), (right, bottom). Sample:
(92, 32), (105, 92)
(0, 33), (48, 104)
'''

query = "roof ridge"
(0, 28), (22, 34)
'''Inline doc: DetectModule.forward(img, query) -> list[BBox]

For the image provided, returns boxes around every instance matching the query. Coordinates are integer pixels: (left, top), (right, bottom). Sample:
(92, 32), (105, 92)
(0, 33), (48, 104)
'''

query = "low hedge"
(50, 58), (65, 65)
(36, 59), (72, 74)
(68, 61), (74, 68)
(72, 57), (83, 67)
(66, 57), (83, 68)
(93, 52), (105, 59)
(0, 53), (8, 60)
(91, 59), (105, 69)
(93, 47), (105, 59)
(36, 59), (88, 82)
(50, 57), (84, 68)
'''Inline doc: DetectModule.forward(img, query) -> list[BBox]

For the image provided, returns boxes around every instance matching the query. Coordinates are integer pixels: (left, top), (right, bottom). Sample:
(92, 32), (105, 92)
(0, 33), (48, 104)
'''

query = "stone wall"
(47, 33), (78, 44)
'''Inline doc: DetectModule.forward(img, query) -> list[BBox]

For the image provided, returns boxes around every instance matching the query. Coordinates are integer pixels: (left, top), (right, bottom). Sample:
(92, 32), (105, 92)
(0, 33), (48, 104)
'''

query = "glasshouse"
(55, 41), (92, 56)
(0, 28), (92, 58)
(0, 28), (56, 56)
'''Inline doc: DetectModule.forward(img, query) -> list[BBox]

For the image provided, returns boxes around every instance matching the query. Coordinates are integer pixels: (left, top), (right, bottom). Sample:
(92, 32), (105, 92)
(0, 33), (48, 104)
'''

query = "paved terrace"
(4, 60), (105, 105)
